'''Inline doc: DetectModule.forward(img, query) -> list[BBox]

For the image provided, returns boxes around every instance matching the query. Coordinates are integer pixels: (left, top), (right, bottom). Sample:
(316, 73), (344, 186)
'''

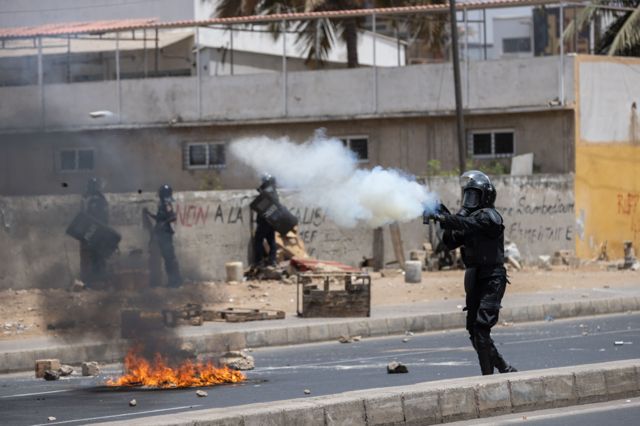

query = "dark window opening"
(503, 37), (532, 53)
(472, 133), (492, 155)
(495, 132), (515, 155)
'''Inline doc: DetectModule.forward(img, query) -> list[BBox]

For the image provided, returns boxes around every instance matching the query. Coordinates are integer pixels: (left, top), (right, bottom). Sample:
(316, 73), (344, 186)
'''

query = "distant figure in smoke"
(144, 184), (182, 288)
(424, 171), (517, 375)
(80, 177), (109, 286)
(253, 174), (278, 267)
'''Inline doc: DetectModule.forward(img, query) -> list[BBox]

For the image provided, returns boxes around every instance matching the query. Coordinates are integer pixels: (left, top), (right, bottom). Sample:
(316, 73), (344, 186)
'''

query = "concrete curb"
(1, 295), (639, 374)
(92, 359), (640, 426)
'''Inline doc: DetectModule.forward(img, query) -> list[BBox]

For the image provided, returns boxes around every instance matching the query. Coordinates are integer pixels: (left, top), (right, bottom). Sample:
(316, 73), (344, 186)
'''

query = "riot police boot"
(494, 352), (518, 373)
(476, 349), (494, 375)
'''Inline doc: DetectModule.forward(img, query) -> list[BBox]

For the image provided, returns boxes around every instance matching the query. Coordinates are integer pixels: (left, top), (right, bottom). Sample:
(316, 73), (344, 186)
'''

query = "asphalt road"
(1, 313), (639, 426)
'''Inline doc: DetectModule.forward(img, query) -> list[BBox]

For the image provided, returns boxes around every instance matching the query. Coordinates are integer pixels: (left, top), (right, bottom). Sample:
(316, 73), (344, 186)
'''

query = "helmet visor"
(462, 188), (481, 209)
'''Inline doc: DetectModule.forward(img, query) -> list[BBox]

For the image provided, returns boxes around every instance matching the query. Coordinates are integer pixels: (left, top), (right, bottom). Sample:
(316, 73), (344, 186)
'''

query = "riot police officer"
(253, 174), (278, 267)
(80, 177), (109, 285)
(424, 170), (517, 375)
(144, 184), (182, 288)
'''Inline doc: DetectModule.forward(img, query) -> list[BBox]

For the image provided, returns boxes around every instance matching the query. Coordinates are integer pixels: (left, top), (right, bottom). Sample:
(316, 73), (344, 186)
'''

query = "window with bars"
(58, 148), (94, 172)
(340, 136), (369, 162)
(184, 142), (226, 169)
(469, 130), (515, 158)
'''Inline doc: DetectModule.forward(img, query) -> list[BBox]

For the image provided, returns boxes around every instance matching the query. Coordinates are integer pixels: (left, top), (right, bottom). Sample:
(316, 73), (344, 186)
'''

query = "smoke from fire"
(229, 131), (439, 228)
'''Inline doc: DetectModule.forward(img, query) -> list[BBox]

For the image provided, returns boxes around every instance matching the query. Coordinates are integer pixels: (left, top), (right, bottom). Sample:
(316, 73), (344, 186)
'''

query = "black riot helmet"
(85, 177), (101, 195)
(158, 184), (173, 201)
(459, 170), (496, 212)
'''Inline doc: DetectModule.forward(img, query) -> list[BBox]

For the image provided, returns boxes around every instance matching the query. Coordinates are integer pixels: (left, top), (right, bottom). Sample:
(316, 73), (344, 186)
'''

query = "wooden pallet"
(202, 307), (285, 323)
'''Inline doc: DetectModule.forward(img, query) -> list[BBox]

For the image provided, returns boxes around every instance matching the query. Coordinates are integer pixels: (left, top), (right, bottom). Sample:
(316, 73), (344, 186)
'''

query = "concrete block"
(575, 370), (607, 403)
(441, 312), (466, 330)
(621, 297), (638, 312)
(364, 394), (404, 425)
(510, 378), (546, 411)
(402, 390), (440, 425)
(574, 300), (596, 317)
(243, 409), (284, 426)
(527, 305), (545, 321)
(81, 361), (100, 376)
(224, 332), (247, 351)
(245, 330), (268, 348)
(323, 399), (366, 426)
(36, 359), (61, 378)
(283, 403), (325, 426)
(476, 381), (511, 416)
(386, 317), (408, 334)
(287, 326), (310, 345)
(499, 307), (513, 322)
(368, 319), (389, 336)
(424, 314), (443, 331)
(592, 300), (609, 315)
(307, 325), (330, 342)
(439, 387), (477, 422)
(604, 366), (638, 397)
(405, 316), (426, 333)
(606, 298), (624, 314)
(264, 328), (289, 346)
(327, 322), (350, 340)
(509, 305), (529, 322)
(542, 373), (576, 407)
(347, 321), (370, 338)
(557, 302), (578, 319)
(192, 416), (243, 426)
(543, 303), (562, 319)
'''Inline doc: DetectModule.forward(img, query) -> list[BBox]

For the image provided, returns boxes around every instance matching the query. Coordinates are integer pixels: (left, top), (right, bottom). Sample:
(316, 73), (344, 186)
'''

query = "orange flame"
(107, 347), (245, 389)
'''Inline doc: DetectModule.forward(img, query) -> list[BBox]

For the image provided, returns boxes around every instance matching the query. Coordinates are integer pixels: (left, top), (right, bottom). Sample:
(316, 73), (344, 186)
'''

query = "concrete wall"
(575, 56), (640, 259)
(0, 56), (574, 132)
(0, 175), (574, 290)
(0, 111), (574, 196)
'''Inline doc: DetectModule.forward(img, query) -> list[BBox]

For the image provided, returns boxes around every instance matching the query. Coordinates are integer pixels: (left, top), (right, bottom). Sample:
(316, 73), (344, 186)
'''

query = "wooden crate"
(297, 272), (371, 318)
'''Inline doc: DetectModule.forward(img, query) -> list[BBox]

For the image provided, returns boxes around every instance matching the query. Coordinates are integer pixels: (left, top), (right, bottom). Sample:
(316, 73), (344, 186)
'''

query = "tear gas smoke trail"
(229, 132), (439, 228)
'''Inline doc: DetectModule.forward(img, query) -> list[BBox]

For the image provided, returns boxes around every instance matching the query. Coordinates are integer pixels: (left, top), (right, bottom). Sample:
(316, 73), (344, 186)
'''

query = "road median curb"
(1, 295), (637, 374)
(92, 359), (640, 426)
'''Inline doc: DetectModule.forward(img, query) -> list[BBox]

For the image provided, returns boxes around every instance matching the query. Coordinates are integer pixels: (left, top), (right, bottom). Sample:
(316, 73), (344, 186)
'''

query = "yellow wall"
(575, 143), (640, 259)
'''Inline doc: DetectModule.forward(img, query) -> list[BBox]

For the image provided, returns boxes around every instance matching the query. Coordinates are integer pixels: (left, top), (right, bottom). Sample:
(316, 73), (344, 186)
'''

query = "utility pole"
(449, 0), (466, 173)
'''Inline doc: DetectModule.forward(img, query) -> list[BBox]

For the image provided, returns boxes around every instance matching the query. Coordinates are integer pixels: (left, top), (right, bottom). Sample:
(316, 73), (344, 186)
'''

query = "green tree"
(564, 1), (640, 56)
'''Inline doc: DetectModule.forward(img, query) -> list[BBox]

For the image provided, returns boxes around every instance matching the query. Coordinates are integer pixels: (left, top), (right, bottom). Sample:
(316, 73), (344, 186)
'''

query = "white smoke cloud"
(229, 132), (439, 228)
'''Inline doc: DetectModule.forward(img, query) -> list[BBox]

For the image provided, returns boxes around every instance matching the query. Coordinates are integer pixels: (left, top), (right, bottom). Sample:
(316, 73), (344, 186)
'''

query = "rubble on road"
(70, 279), (85, 292)
(196, 390), (208, 397)
(82, 361), (100, 376)
(43, 370), (60, 381)
(129, 399), (137, 406)
(338, 335), (362, 343)
(48, 417), (56, 422)
(304, 389), (311, 395)
(218, 351), (255, 371)
(387, 361), (408, 374)
(35, 359), (61, 378)
(58, 365), (74, 376)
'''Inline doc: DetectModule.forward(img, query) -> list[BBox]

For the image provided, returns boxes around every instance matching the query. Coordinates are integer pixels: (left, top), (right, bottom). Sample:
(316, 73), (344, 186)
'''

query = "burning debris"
(107, 347), (245, 389)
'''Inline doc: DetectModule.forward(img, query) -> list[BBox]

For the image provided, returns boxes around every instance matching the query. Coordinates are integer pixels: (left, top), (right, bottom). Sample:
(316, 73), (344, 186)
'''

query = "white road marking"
(0, 389), (74, 398)
(29, 405), (202, 426)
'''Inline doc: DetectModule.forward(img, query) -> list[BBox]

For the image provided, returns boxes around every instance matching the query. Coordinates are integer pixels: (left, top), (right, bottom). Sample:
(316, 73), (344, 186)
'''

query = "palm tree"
(214, 0), (448, 68)
(564, 0), (640, 56)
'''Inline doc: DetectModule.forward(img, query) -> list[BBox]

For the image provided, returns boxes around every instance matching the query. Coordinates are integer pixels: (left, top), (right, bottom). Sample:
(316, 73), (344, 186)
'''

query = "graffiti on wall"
(496, 195), (575, 244)
(617, 192), (640, 241)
